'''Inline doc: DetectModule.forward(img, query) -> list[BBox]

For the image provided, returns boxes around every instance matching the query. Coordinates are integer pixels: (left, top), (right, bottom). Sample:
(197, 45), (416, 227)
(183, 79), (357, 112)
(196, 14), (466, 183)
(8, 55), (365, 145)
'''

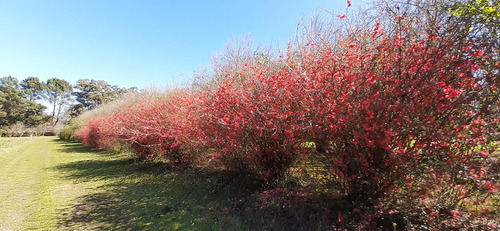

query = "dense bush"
(289, 27), (498, 226)
(74, 116), (116, 149)
(199, 63), (308, 182)
(59, 118), (84, 142)
(111, 91), (204, 167)
(74, 90), (205, 168)
(192, 23), (497, 226)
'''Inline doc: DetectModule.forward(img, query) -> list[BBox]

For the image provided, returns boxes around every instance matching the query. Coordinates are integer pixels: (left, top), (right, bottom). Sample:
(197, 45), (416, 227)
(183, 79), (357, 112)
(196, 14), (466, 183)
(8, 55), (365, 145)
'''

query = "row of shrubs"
(65, 1), (499, 229)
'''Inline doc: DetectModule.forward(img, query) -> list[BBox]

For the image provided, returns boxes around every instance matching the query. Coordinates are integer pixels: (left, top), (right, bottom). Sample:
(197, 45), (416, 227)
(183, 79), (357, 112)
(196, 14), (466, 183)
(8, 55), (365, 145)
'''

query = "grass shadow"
(53, 140), (123, 158)
(52, 142), (263, 230)
(54, 158), (134, 182)
(51, 139), (99, 154)
(53, 142), (363, 230)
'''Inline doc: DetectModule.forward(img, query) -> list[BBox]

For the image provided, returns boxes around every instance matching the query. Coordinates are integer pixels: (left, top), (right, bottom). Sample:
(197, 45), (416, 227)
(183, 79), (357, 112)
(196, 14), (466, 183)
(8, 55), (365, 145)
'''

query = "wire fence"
(0, 136), (35, 149)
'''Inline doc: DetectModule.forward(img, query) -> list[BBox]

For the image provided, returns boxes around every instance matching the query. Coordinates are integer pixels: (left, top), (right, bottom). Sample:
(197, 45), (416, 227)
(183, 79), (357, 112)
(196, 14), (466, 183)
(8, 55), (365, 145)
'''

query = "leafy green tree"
(66, 104), (85, 118)
(19, 76), (49, 127)
(448, 0), (499, 65)
(450, 0), (499, 29)
(0, 76), (48, 135)
(44, 78), (72, 125)
(73, 79), (137, 111)
(23, 101), (49, 127)
(0, 76), (26, 128)
(20, 76), (45, 102)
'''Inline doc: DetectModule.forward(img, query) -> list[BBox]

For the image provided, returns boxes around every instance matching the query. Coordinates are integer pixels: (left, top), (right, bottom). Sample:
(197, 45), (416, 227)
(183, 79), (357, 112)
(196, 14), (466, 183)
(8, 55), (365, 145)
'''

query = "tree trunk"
(51, 98), (57, 126)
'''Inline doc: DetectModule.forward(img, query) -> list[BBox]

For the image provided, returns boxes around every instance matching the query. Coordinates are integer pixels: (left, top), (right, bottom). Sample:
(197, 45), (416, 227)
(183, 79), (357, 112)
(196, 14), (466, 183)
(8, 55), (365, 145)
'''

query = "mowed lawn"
(0, 136), (129, 230)
(1, 137), (498, 230)
(0, 137), (301, 231)
(0, 137), (232, 230)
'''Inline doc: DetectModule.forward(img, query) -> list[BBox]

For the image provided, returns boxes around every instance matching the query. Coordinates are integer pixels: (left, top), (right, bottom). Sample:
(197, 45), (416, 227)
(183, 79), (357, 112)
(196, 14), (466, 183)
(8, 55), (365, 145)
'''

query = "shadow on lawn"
(52, 142), (355, 230)
(51, 139), (120, 156)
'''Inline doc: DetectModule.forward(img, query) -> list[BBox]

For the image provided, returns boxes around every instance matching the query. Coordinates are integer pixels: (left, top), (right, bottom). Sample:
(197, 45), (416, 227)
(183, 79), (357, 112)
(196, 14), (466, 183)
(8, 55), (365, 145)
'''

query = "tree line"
(0, 76), (137, 136)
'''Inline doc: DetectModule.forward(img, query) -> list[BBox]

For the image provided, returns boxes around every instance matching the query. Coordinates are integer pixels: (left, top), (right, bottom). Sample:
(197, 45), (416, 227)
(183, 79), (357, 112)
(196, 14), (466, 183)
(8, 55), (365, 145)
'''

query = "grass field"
(1, 137), (497, 230)
(0, 136), (232, 230)
(0, 137), (332, 230)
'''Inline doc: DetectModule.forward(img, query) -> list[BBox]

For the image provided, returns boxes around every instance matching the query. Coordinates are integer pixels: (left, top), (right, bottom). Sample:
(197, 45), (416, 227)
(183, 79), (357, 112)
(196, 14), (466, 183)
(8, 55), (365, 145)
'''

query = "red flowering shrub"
(71, 1), (499, 228)
(284, 18), (499, 227)
(198, 59), (311, 182)
(111, 90), (204, 167)
(74, 116), (117, 149)
(74, 90), (204, 168)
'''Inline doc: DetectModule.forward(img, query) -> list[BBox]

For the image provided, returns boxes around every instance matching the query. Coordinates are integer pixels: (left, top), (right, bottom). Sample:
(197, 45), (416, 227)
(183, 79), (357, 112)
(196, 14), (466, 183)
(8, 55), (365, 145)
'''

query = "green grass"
(0, 137), (335, 230)
(0, 137), (232, 230)
(0, 137), (102, 230)
(3, 137), (495, 230)
(0, 136), (29, 148)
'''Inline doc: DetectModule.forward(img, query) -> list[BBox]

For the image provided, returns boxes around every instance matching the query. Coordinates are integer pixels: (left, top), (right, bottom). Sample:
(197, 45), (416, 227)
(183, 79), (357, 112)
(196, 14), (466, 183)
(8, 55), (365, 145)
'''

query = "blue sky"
(0, 0), (353, 89)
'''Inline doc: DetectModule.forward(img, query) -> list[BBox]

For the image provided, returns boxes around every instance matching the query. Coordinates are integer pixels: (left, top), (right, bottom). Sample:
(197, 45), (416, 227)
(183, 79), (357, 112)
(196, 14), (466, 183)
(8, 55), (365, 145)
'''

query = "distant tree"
(44, 78), (72, 125)
(66, 104), (85, 118)
(0, 76), (26, 128)
(19, 76), (49, 127)
(73, 79), (138, 111)
(0, 76), (48, 134)
(23, 101), (49, 127)
(20, 76), (45, 102)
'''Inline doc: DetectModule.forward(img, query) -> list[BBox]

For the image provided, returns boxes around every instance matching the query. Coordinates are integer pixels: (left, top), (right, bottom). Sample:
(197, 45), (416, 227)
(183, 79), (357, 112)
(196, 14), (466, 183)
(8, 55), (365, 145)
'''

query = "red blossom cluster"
(74, 116), (116, 149)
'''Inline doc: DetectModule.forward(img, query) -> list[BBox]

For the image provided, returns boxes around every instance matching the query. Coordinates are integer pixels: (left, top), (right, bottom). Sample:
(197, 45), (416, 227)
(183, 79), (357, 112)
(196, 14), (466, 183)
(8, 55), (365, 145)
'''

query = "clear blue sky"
(0, 0), (354, 89)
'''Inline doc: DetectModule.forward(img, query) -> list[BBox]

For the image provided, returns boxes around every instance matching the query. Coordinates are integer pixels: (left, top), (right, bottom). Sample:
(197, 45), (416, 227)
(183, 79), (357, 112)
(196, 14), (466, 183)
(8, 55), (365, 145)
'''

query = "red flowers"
(75, 91), (205, 167)
(73, 10), (498, 228)
(474, 49), (484, 57)
(442, 86), (463, 99)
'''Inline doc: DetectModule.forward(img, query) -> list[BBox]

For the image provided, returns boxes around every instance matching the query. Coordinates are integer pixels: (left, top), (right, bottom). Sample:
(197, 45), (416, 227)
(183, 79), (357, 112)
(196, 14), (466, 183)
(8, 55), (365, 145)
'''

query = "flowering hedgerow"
(72, 1), (499, 228)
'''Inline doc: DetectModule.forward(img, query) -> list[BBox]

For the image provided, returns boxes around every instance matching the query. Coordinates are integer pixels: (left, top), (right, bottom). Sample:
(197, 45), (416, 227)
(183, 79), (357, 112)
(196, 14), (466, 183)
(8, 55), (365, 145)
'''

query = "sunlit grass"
(0, 136), (32, 149)
(0, 137), (329, 230)
(1, 136), (497, 230)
